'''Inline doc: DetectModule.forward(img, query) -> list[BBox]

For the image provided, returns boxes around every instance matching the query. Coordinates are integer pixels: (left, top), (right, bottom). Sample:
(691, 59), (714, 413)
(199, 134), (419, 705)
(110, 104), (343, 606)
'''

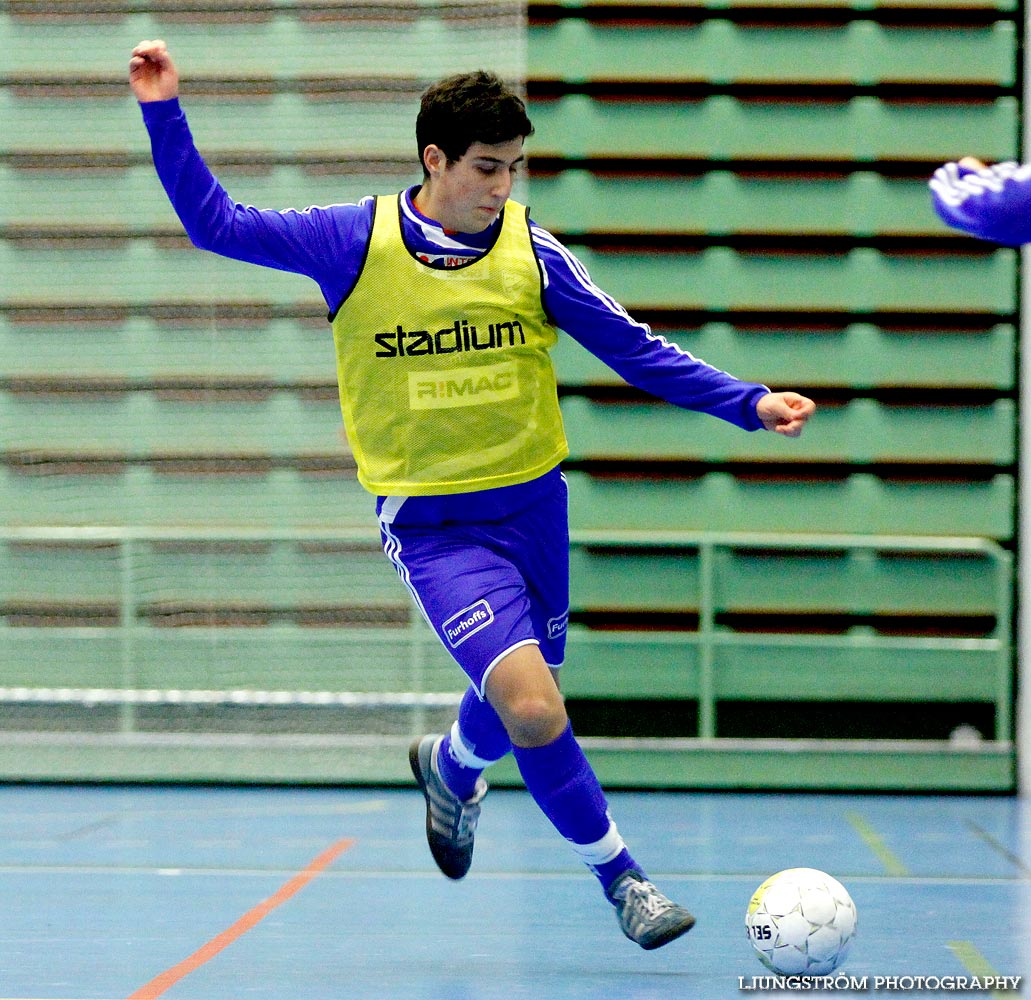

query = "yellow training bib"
(330, 195), (569, 495)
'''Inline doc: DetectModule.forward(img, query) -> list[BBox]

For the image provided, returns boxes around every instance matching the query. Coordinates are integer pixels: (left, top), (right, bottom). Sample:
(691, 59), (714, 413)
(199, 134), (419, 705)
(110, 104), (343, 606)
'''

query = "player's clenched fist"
(755, 391), (816, 438)
(129, 40), (179, 103)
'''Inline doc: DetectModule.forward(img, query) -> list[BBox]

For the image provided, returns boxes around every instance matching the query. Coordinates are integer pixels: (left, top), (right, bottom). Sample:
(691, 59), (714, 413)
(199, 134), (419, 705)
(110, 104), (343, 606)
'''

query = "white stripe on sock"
(569, 819), (626, 866)
(449, 721), (501, 770)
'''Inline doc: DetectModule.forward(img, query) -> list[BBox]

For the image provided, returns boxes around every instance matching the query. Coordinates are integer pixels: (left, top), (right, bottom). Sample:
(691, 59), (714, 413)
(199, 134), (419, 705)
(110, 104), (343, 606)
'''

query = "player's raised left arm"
(129, 39), (179, 103)
(755, 392), (815, 438)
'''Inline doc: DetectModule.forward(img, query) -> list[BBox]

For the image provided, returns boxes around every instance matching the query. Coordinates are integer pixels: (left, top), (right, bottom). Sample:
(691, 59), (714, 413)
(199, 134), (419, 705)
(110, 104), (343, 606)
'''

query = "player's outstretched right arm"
(129, 39), (179, 104)
(929, 157), (1031, 246)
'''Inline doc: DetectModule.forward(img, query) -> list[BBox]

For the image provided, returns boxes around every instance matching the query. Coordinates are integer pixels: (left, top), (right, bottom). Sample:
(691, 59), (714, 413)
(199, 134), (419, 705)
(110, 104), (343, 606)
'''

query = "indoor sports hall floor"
(0, 783), (1027, 999)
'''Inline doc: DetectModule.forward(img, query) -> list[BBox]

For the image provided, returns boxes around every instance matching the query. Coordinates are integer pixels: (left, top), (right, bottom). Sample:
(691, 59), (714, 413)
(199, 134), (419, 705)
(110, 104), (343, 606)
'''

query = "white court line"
(0, 798), (391, 823)
(0, 866), (1025, 885)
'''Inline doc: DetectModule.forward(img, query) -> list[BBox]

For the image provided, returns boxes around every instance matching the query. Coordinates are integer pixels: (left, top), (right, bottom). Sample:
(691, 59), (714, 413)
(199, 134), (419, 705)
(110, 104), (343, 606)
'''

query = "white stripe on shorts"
(379, 518), (436, 633)
(479, 638), (540, 699)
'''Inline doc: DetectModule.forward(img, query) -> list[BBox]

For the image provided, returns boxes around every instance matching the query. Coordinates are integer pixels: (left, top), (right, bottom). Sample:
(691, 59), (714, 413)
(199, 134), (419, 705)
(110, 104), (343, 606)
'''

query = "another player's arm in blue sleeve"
(929, 160), (1031, 246)
(531, 225), (769, 431)
(140, 97), (371, 309)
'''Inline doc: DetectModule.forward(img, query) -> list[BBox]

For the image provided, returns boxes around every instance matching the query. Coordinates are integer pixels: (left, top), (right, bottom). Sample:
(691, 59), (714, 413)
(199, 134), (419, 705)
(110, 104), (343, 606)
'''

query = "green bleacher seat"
(0, 626), (462, 694)
(527, 95), (1019, 162)
(529, 0), (1016, 11)
(2, 465), (1014, 538)
(2, 167), (948, 240)
(0, 164), (417, 230)
(0, 164), (980, 238)
(3, 384), (1013, 487)
(564, 469), (1015, 539)
(529, 20), (1016, 87)
(0, 316), (338, 382)
(0, 465), (376, 528)
(2, 317), (1015, 392)
(0, 11), (526, 82)
(563, 245), (1016, 313)
(121, 625), (460, 694)
(708, 641), (1004, 703)
(0, 387), (345, 457)
(528, 171), (960, 237)
(570, 546), (1002, 616)
(709, 545), (1001, 615)
(8, 0), (1014, 13)
(0, 537), (407, 618)
(560, 396), (1016, 464)
(1, 532), (1003, 694)
(3, 91), (1019, 163)
(551, 324), (1017, 391)
(87, 17), (1010, 91)
(0, 540), (122, 608)
(558, 629), (1002, 704)
(0, 92), (417, 157)
(0, 621), (1006, 765)
(2, 242), (1015, 313)
(0, 240), (326, 309)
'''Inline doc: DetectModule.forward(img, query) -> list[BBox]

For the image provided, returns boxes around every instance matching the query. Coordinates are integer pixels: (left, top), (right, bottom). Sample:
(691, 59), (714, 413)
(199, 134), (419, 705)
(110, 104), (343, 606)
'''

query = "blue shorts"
(377, 468), (570, 696)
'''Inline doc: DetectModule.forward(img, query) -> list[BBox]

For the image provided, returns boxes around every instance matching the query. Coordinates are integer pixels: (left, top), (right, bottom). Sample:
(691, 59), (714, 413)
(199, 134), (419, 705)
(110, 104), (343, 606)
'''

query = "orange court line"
(127, 836), (356, 1000)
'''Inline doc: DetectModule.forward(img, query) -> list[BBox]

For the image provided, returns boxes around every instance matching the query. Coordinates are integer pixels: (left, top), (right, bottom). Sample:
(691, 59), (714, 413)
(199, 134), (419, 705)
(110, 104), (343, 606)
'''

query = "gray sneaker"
(409, 734), (487, 880)
(609, 870), (696, 950)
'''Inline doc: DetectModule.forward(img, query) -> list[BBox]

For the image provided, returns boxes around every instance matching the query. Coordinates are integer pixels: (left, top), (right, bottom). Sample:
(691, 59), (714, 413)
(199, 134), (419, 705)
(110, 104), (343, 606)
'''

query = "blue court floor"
(0, 783), (1027, 999)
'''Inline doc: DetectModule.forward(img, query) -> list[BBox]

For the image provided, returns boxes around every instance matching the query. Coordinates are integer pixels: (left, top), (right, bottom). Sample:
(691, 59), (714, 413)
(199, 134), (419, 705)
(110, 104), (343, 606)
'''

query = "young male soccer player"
(130, 40), (816, 950)
(930, 156), (1031, 245)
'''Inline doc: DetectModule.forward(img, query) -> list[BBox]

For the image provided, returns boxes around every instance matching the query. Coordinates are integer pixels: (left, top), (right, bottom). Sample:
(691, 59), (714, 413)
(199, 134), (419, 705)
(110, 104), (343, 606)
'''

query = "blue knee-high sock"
(512, 722), (640, 895)
(436, 685), (512, 801)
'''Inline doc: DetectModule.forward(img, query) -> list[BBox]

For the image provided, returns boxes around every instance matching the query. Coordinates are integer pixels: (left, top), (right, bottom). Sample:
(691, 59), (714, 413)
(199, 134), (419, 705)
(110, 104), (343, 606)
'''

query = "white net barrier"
(0, 0), (527, 757)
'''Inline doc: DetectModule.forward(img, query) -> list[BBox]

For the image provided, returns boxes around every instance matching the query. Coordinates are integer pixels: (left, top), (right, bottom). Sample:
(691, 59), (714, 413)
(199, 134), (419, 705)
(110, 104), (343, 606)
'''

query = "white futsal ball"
(745, 867), (857, 976)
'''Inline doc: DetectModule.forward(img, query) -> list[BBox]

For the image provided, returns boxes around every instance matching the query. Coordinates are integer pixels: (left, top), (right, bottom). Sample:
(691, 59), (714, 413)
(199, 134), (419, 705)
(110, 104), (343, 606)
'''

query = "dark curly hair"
(416, 71), (534, 177)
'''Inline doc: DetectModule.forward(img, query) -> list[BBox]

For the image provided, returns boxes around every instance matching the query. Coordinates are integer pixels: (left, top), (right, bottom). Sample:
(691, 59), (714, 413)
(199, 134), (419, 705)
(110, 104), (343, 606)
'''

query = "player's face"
(418, 138), (525, 234)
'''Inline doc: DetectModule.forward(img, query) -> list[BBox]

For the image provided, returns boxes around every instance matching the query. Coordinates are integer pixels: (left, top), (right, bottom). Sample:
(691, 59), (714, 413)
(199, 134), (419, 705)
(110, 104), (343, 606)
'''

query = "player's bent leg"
(409, 684), (513, 879)
(386, 526), (535, 880)
(410, 646), (558, 881)
(409, 661), (531, 882)
(485, 644), (697, 949)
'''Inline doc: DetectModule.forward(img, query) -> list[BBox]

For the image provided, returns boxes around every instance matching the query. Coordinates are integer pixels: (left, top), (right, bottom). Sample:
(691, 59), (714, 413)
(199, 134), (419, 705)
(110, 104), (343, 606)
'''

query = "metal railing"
(0, 524), (1014, 739)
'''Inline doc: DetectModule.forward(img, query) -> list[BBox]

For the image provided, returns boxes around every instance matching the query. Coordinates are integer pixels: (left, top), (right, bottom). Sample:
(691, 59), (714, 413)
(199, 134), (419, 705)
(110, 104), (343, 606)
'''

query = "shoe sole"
(638, 911), (697, 951)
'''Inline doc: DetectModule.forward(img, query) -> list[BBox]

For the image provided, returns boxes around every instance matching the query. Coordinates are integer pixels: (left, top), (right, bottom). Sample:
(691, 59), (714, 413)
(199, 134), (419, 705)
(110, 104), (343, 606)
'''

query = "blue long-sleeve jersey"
(930, 160), (1031, 246)
(141, 98), (769, 433)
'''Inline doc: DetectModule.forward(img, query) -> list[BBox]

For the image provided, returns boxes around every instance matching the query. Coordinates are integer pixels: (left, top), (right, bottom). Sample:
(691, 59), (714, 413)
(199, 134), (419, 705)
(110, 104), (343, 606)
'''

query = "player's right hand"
(129, 39), (179, 103)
